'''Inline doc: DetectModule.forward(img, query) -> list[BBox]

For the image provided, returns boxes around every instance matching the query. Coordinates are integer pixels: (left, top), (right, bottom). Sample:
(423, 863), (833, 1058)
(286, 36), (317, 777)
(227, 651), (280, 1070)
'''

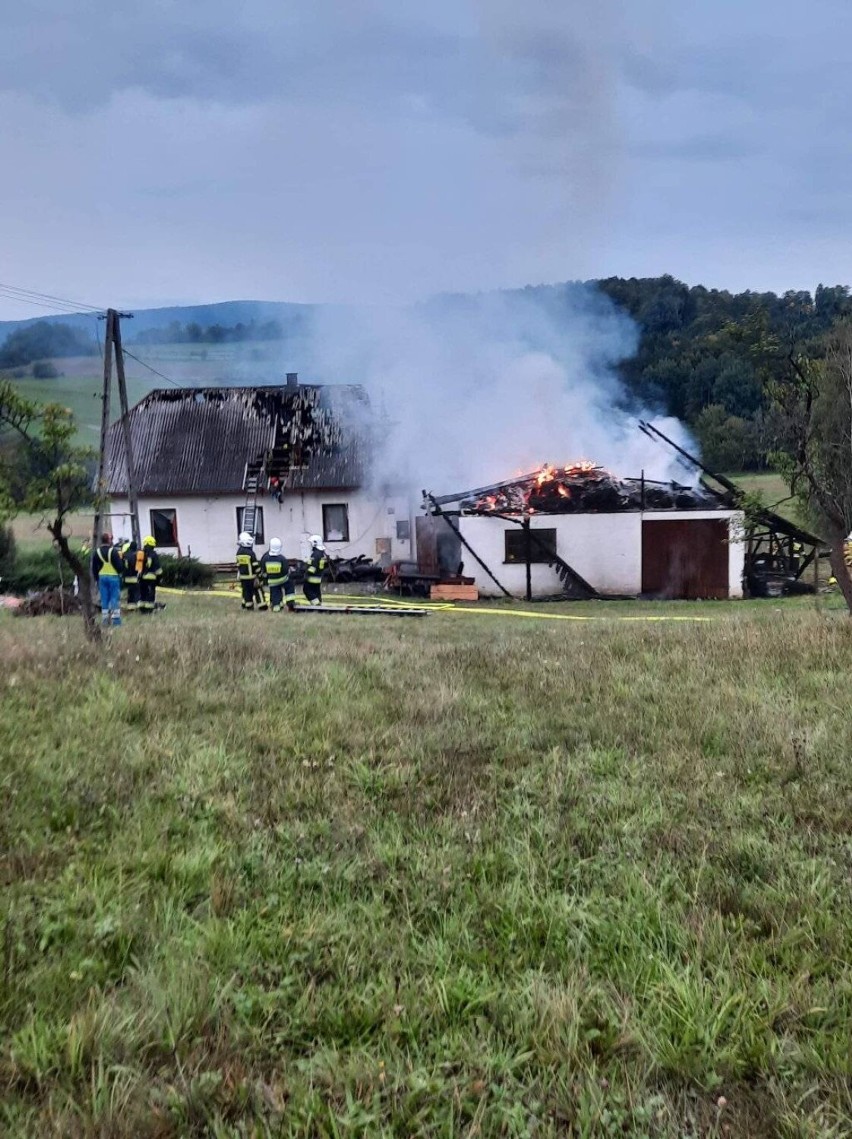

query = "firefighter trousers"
(269, 582), (295, 611)
(139, 579), (157, 613)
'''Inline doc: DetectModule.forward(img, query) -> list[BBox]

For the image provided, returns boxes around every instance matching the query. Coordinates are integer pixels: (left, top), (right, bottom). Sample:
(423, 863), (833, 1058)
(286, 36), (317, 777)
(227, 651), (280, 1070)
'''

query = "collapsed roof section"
(104, 383), (370, 496)
(430, 462), (725, 515)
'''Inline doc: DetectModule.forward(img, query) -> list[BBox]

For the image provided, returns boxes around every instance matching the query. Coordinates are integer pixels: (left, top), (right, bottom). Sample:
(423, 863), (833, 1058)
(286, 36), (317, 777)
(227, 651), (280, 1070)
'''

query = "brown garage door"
(641, 519), (729, 599)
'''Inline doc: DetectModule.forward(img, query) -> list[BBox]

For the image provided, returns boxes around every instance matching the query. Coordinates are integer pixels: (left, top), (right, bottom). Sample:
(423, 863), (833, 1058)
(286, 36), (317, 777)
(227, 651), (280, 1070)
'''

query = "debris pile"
(14, 587), (82, 617)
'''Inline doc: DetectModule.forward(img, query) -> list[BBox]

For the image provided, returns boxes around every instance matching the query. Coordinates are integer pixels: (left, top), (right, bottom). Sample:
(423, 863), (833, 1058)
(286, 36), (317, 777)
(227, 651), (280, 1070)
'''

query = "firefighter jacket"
(91, 543), (123, 580)
(236, 547), (261, 581)
(260, 551), (290, 586)
(306, 548), (328, 585)
(140, 548), (163, 582)
(121, 543), (139, 583)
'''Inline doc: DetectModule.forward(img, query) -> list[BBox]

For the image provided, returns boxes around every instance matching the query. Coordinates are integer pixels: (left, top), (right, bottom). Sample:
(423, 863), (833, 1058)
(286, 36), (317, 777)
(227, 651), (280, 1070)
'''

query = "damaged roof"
(104, 384), (370, 496)
(429, 464), (727, 514)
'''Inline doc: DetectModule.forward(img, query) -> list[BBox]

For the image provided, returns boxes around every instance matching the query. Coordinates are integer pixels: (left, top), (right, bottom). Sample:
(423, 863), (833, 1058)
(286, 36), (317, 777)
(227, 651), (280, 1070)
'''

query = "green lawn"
(1, 595), (851, 1136)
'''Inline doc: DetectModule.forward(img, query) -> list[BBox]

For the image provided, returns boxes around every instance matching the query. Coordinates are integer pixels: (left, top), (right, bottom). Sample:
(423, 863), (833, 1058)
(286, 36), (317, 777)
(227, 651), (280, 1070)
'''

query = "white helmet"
(269, 537), (282, 555)
(238, 531), (253, 546)
(309, 534), (324, 549)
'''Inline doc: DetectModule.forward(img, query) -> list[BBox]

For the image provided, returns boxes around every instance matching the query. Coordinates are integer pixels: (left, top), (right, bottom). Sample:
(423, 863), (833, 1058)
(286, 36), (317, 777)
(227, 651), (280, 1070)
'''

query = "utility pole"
(92, 308), (139, 551)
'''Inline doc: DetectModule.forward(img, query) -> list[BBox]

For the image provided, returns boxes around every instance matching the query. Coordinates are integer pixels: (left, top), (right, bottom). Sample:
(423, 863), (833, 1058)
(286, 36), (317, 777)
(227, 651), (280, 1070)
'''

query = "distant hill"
(0, 300), (320, 343)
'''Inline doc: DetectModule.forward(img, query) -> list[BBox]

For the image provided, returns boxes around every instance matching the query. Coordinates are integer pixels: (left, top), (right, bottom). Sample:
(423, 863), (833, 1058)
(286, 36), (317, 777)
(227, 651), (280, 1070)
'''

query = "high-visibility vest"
(97, 546), (121, 577)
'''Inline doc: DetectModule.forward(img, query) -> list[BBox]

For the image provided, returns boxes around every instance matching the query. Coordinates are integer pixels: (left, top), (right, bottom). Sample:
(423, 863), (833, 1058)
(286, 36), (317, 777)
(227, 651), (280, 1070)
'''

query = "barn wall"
(456, 510), (744, 599)
(458, 513), (643, 597)
(109, 490), (414, 564)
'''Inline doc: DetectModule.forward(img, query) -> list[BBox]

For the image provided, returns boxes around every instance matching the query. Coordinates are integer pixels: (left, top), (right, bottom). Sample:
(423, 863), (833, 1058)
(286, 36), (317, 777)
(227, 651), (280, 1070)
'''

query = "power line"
(120, 347), (183, 388)
(0, 281), (105, 315)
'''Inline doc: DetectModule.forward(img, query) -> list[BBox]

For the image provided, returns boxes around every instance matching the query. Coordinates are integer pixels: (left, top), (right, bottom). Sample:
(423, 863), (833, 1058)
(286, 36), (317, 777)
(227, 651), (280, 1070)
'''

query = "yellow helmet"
(143, 535), (156, 547)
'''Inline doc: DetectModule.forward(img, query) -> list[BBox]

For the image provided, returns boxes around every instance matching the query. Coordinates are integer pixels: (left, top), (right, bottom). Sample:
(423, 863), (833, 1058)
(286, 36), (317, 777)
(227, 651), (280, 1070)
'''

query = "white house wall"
(108, 489), (414, 564)
(457, 510), (744, 599)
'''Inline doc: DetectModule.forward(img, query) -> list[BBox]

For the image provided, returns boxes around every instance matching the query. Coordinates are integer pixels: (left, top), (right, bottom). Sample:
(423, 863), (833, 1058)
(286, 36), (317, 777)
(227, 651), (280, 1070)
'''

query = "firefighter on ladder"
(261, 537), (295, 612)
(236, 531), (268, 611)
(303, 535), (328, 606)
(138, 535), (163, 614)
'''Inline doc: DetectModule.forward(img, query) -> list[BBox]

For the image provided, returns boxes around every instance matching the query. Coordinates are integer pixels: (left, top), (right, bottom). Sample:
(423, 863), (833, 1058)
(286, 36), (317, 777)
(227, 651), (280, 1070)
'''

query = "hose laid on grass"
(158, 587), (712, 621)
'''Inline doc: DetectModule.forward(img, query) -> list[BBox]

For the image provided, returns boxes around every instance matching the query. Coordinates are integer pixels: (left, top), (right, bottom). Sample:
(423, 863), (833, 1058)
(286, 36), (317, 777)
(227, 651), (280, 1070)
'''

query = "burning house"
(420, 459), (747, 600)
(103, 376), (414, 565)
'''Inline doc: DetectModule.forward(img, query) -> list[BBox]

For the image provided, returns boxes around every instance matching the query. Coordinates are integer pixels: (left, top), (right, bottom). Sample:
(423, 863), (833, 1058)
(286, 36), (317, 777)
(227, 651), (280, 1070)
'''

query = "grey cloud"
(632, 135), (760, 162)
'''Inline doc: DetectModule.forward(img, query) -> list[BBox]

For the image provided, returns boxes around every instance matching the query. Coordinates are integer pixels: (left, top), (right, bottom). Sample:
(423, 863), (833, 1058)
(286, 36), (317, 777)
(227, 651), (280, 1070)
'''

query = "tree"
(762, 321), (852, 612)
(0, 382), (101, 639)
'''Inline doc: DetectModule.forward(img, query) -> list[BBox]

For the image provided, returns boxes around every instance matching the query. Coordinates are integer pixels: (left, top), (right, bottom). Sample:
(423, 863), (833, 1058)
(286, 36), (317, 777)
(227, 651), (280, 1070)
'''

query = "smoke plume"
(304, 283), (696, 493)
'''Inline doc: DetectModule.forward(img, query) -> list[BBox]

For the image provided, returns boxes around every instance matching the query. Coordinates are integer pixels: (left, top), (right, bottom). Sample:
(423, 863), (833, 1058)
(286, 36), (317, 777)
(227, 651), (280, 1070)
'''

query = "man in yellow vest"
(90, 532), (124, 627)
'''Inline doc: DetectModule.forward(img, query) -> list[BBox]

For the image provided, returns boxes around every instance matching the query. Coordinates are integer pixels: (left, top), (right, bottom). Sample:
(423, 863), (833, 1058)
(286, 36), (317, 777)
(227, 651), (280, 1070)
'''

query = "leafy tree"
(0, 321), (97, 368)
(0, 383), (100, 639)
(761, 321), (852, 612)
(693, 404), (760, 471)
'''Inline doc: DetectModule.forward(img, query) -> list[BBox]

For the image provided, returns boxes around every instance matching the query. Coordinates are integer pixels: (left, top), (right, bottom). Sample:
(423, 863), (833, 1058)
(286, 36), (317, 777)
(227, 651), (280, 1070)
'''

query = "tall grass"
(1, 603), (851, 1135)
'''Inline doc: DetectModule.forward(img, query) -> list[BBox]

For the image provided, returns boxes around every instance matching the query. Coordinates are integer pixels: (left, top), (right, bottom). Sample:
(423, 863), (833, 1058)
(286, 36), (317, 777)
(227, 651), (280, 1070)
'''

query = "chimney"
(286, 372), (298, 388)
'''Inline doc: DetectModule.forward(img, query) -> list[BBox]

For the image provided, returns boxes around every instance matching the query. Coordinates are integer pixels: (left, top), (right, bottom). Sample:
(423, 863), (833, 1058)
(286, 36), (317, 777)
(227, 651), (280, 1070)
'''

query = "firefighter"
(138, 535), (163, 614)
(303, 534), (328, 606)
(120, 538), (140, 612)
(261, 537), (295, 612)
(91, 531), (124, 627)
(236, 531), (268, 611)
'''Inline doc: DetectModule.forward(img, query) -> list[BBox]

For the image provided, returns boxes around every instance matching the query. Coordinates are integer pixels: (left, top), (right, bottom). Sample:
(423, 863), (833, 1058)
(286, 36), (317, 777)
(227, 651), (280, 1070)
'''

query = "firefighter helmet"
(238, 531), (253, 546)
(269, 537), (282, 555)
(143, 535), (156, 547)
(309, 534), (324, 549)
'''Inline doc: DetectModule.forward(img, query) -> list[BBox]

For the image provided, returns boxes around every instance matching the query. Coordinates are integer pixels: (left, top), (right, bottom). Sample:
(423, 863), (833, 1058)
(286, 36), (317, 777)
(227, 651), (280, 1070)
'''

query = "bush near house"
(157, 553), (216, 589)
(1, 547), (82, 592)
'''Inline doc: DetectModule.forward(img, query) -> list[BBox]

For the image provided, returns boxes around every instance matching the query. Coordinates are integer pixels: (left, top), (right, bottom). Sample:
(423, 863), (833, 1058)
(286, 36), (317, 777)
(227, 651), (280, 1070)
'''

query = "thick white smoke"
(305, 284), (697, 493)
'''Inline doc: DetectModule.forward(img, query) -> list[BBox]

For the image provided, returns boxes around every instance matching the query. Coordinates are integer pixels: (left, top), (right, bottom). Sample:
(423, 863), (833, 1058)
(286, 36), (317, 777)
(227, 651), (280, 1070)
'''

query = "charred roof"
(429, 464), (726, 515)
(105, 384), (370, 496)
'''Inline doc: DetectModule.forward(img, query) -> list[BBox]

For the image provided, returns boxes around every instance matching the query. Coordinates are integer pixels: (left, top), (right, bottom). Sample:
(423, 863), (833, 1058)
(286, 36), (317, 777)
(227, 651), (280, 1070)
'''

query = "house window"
(323, 504), (350, 542)
(504, 527), (557, 564)
(396, 520), (411, 541)
(236, 506), (265, 544)
(150, 508), (178, 547)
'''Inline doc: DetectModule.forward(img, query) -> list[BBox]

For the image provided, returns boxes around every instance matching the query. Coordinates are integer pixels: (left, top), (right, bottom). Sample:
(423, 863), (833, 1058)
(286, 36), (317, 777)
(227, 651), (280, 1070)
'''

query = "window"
(504, 527), (557, 564)
(236, 506), (265, 544)
(150, 508), (178, 547)
(395, 519), (411, 541)
(323, 504), (350, 542)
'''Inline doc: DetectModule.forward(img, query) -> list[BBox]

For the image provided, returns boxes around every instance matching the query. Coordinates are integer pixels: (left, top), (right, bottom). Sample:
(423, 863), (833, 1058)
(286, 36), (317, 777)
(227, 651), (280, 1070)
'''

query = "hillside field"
(1, 595), (851, 1136)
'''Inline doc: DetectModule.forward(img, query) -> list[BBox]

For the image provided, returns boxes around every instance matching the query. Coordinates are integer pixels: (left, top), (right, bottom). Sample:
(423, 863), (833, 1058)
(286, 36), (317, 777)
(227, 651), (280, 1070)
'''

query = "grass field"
(2, 594), (852, 1136)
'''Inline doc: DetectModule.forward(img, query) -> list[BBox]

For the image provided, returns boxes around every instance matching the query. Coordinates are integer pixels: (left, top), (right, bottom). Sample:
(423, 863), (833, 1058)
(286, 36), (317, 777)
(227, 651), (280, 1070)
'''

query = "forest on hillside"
(595, 276), (852, 471)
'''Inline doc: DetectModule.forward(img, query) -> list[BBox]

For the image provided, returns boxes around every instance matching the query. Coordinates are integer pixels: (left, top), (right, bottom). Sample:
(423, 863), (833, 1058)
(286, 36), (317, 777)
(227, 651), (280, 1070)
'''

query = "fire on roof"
(430, 462), (723, 515)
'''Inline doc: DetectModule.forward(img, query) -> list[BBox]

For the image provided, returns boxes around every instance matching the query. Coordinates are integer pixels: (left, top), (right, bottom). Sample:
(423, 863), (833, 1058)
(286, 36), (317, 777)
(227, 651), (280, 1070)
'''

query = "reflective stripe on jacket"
(306, 551), (327, 584)
(261, 554), (289, 585)
(140, 549), (162, 581)
(236, 550), (258, 580)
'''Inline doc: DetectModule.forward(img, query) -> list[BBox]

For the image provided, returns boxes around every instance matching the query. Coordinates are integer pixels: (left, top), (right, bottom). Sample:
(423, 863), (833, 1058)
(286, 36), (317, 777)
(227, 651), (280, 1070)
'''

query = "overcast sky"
(1, 0), (850, 319)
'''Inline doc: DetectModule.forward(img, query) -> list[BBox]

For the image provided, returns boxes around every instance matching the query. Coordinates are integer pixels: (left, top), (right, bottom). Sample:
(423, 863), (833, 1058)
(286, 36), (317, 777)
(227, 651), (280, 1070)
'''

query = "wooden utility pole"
(92, 309), (139, 550)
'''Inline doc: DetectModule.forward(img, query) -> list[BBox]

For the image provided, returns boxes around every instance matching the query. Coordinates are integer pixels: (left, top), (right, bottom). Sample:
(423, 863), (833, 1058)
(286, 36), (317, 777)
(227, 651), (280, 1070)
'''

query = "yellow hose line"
(161, 586), (713, 622)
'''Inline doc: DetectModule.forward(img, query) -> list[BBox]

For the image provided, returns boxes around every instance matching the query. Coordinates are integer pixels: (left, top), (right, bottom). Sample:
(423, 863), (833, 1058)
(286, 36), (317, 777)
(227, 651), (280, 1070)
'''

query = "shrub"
(2, 547), (84, 593)
(157, 554), (215, 589)
(32, 361), (59, 379)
